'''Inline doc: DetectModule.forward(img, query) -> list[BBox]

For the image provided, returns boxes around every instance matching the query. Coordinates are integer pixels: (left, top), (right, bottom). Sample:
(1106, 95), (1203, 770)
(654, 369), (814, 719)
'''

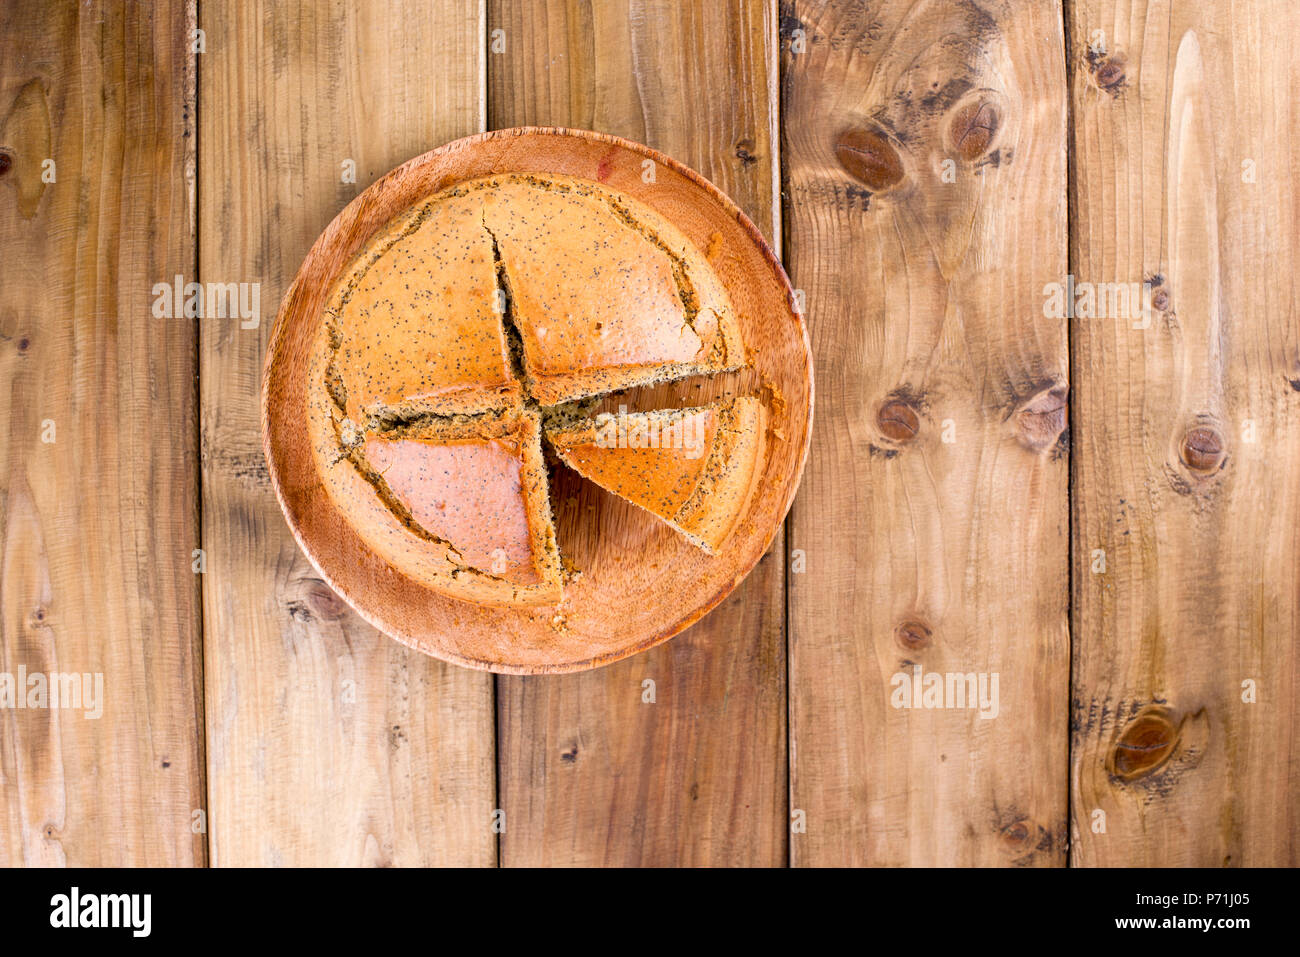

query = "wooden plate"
(263, 128), (812, 674)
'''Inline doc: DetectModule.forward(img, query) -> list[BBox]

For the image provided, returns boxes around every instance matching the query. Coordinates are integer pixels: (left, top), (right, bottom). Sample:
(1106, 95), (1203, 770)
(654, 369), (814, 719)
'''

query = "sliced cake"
(324, 187), (522, 426)
(308, 173), (756, 608)
(310, 379), (562, 606)
(479, 174), (744, 405)
(545, 395), (766, 554)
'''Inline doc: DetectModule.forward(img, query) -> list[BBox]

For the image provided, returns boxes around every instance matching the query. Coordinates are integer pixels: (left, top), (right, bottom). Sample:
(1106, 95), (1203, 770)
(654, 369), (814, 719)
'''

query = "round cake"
(307, 172), (766, 608)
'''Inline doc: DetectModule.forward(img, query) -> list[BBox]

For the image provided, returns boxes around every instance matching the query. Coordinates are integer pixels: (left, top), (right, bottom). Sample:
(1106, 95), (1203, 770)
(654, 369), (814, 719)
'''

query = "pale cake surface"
(363, 433), (539, 586)
(308, 351), (562, 607)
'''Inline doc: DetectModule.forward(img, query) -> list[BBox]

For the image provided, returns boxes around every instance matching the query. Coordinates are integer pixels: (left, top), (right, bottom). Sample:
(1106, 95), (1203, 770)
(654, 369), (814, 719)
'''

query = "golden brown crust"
(324, 173), (742, 414)
(324, 188), (522, 422)
(674, 396), (767, 552)
(479, 173), (743, 404)
(546, 395), (766, 554)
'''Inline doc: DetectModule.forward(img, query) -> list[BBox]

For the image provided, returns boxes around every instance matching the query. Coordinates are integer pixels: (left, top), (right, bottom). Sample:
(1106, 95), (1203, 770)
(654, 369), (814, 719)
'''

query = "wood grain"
(5, 0), (1296, 870)
(1069, 0), (1300, 866)
(0, 0), (205, 866)
(200, 0), (495, 866)
(783, 0), (1070, 865)
(489, 0), (789, 865)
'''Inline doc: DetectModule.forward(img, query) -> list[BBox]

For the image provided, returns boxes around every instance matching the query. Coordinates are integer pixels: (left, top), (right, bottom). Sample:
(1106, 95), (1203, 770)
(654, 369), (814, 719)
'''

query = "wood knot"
(304, 579), (348, 621)
(1180, 425), (1225, 473)
(0, 151), (11, 176)
(834, 128), (903, 192)
(895, 620), (932, 651)
(949, 100), (1001, 161)
(1000, 819), (1033, 849)
(1109, 709), (1177, 781)
(1014, 383), (1068, 452)
(1089, 54), (1127, 96)
(1145, 274), (1169, 312)
(1095, 60), (1124, 88)
(877, 398), (920, 443)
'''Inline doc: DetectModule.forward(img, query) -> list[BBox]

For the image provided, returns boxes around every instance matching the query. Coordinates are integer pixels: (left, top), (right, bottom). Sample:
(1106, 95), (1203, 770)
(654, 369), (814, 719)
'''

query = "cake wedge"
(323, 187), (523, 426)
(479, 174), (745, 405)
(312, 398), (563, 607)
(545, 395), (766, 554)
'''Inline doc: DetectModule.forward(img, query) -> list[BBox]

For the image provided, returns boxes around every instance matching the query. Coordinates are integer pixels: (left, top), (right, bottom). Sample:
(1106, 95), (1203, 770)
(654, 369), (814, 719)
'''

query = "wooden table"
(1, 0), (1295, 867)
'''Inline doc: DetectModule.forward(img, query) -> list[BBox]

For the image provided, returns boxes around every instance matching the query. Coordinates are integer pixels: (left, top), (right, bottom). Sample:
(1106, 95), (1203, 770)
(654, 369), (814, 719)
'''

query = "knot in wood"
(878, 399), (920, 442)
(895, 620), (932, 651)
(834, 129), (903, 192)
(1110, 710), (1178, 780)
(1180, 426), (1224, 473)
(950, 101), (1000, 161)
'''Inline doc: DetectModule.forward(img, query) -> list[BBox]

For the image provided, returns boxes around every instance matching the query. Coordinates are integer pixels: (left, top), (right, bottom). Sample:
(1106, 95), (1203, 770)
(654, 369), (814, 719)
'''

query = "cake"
(544, 396), (767, 554)
(480, 175), (744, 404)
(310, 366), (562, 606)
(310, 173), (761, 606)
(324, 187), (522, 427)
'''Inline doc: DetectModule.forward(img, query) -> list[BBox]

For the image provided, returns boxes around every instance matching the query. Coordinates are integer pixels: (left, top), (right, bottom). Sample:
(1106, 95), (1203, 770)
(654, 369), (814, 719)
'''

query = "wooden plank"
(489, 0), (787, 866)
(0, 0), (205, 865)
(1069, 0), (1300, 866)
(784, 0), (1070, 865)
(200, 0), (496, 867)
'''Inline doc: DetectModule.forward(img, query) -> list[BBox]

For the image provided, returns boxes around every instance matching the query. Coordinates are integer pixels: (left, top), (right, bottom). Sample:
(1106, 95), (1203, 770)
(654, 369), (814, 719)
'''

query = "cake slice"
(313, 396), (562, 606)
(479, 174), (744, 405)
(324, 187), (522, 426)
(545, 395), (766, 554)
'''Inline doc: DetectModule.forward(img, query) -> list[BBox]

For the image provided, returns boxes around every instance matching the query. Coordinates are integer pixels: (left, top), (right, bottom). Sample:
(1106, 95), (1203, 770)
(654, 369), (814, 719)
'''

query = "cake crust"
(324, 187), (522, 425)
(480, 174), (744, 404)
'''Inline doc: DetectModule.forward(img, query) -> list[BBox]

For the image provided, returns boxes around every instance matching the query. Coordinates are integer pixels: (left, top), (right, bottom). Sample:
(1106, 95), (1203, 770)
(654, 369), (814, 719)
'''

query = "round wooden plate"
(263, 127), (813, 674)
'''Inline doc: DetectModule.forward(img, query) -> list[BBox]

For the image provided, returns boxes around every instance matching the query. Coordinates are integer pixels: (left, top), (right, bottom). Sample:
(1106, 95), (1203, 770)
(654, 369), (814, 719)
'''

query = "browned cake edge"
(477, 173), (746, 405)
